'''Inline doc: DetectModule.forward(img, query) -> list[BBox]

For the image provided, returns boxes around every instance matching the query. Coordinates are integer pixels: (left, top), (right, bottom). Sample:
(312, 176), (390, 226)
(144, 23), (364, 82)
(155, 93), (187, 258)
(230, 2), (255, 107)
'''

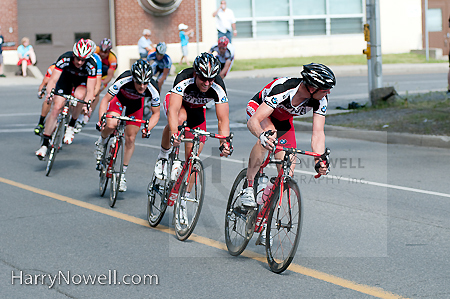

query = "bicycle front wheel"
(109, 137), (124, 207)
(174, 159), (205, 241)
(147, 172), (168, 227)
(98, 137), (111, 197)
(45, 118), (65, 176)
(266, 179), (302, 274)
(225, 168), (256, 256)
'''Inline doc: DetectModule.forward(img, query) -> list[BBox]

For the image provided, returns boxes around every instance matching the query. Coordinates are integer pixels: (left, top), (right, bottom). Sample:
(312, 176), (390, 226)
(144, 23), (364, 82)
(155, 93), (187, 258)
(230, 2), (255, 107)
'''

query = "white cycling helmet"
(73, 38), (94, 59)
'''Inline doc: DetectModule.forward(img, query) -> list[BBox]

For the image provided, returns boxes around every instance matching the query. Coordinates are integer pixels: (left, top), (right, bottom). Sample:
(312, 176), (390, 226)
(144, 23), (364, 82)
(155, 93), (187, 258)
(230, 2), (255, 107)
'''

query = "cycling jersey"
(54, 51), (97, 94)
(92, 53), (102, 77)
(147, 52), (172, 80)
(209, 43), (235, 65)
(247, 77), (328, 152)
(44, 64), (56, 78)
(250, 77), (328, 121)
(170, 68), (228, 109)
(166, 68), (228, 138)
(94, 46), (117, 75)
(107, 70), (160, 125)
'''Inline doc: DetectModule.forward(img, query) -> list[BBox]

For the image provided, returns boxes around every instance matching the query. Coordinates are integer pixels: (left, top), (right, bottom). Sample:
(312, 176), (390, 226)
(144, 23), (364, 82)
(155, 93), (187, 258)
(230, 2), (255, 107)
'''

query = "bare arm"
(167, 93), (183, 136)
(215, 102), (230, 142)
(220, 60), (232, 79)
(247, 102), (274, 138)
(101, 68), (115, 90)
(311, 113), (325, 156)
(158, 68), (170, 90)
(45, 69), (62, 101)
(98, 92), (114, 120)
(147, 105), (161, 131)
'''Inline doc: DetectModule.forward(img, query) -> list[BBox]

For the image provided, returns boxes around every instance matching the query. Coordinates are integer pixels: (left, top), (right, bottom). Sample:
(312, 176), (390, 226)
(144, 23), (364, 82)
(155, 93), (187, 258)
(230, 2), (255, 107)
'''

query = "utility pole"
(363, 0), (383, 99)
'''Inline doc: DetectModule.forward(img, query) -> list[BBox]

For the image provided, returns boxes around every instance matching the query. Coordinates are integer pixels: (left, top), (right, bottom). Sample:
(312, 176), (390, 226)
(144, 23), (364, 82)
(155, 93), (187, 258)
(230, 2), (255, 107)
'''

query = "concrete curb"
(294, 121), (450, 149)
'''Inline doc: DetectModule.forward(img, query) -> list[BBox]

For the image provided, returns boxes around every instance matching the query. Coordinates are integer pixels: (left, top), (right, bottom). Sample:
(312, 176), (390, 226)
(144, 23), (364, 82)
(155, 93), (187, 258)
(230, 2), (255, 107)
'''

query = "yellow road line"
(1, 177), (407, 299)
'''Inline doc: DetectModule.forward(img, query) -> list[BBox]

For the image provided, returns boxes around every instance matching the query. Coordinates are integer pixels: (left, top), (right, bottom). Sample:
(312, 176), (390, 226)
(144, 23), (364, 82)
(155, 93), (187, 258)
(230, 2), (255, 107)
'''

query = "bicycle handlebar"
(51, 90), (91, 109)
(97, 113), (151, 138)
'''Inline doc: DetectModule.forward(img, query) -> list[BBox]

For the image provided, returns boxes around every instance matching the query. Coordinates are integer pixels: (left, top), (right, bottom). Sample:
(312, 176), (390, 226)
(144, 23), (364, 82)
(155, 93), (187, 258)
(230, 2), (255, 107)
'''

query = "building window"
(427, 8), (442, 32)
(74, 32), (91, 43)
(219, 0), (363, 39)
(36, 34), (52, 45)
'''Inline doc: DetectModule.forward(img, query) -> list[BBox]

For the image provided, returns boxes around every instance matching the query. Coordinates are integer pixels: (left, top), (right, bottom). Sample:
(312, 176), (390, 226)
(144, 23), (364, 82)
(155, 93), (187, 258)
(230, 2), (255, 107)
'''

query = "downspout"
(109, 0), (116, 48)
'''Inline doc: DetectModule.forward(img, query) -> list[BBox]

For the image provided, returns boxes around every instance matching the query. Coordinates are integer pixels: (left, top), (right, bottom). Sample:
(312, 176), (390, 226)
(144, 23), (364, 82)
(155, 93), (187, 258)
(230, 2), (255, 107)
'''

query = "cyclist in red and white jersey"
(35, 38), (97, 159)
(96, 59), (160, 192)
(240, 63), (336, 209)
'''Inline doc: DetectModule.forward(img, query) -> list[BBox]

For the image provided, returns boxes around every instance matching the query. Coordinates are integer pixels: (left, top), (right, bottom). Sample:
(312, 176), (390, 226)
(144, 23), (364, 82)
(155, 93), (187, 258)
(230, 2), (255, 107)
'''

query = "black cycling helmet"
(301, 63), (336, 90)
(131, 59), (152, 84)
(193, 52), (221, 79)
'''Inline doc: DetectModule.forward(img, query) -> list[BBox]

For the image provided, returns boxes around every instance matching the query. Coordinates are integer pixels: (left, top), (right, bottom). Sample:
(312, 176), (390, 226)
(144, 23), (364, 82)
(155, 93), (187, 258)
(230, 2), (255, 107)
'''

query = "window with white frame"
(219, 0), (363, 38)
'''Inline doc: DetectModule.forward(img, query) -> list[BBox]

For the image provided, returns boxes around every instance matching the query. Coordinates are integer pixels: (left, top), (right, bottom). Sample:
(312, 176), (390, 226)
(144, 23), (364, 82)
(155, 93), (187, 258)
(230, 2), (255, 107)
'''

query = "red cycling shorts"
(107, 96), (144, 127)
(164, 93), (207, 142)
(246, 100), (297, 153)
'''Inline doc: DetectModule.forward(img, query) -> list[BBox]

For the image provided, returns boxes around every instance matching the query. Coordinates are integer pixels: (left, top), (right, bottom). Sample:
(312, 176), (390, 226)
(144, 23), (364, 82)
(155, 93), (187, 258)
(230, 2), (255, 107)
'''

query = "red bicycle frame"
(253, 145), (328, 233)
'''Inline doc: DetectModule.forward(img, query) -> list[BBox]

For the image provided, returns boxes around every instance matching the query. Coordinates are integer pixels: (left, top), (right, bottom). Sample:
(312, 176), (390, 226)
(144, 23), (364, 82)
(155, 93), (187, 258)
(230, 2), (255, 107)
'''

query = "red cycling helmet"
(218, 36), (229, 47)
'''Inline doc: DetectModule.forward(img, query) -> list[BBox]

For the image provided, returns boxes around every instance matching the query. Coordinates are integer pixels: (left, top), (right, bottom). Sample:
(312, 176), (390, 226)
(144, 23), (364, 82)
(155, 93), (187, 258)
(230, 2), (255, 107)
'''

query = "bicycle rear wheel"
(174, 159), (204, 241)
(147, 172), (168, 227)
(225, 168), (256, 256)
(266, 179), (302, 274)
(109, 137), (124, 207)
(45, 118), (65, 176)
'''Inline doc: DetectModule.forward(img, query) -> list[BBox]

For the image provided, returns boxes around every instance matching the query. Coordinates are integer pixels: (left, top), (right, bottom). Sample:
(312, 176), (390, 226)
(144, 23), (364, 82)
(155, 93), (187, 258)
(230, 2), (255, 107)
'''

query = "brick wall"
(0, 0), (18, 50)
(115, 0), (202, 46)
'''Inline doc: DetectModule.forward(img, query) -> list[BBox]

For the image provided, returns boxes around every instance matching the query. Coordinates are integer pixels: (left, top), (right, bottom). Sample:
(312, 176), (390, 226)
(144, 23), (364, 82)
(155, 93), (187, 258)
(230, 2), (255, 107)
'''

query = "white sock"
(157, 146), (171, 160)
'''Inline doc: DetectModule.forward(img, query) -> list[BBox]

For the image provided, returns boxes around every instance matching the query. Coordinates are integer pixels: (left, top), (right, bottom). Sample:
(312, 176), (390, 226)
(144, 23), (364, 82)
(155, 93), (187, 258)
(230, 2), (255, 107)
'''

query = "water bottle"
(261, 177), (275, 204)
(256, 175), (269, 205)
(171, 160), (182, 181)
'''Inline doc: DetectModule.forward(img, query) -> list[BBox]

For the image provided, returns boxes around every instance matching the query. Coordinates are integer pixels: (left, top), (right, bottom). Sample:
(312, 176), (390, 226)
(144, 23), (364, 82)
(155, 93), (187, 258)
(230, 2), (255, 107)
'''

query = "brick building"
(0, 1), (430, 76)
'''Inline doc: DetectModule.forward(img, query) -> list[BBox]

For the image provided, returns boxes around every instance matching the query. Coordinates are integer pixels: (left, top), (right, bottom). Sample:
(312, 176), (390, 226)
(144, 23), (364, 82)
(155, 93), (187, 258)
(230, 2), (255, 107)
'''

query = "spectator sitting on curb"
(178, 23), (194, 65)
(17, 37), (36, 77)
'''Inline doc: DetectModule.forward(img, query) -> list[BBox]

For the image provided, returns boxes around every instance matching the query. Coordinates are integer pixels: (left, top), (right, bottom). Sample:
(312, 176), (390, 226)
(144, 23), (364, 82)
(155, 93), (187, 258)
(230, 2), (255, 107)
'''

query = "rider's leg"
(42, 95), (65, 138)
(123, 124), (140, 166)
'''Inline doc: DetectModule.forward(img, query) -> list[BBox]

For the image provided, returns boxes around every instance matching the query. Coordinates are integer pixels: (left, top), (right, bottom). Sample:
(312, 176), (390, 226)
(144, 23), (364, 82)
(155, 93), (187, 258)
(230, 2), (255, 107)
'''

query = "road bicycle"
(147, 122), (233, 241)
(45, 91), (90, 176)
(97, 109), (150, 207)
(225, 143), (330, 273)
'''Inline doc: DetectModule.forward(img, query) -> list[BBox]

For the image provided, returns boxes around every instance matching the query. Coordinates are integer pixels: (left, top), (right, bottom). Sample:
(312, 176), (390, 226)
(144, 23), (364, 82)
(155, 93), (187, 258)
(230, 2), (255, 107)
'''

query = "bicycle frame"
(253, 146), (329, 233)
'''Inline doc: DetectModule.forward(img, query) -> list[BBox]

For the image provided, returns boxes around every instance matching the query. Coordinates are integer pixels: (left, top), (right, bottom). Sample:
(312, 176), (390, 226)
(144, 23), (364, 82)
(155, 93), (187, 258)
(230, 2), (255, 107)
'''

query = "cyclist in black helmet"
(95, 59), (160, 192)
(153, 52), (232, 180)
(239, 63), (336, 214)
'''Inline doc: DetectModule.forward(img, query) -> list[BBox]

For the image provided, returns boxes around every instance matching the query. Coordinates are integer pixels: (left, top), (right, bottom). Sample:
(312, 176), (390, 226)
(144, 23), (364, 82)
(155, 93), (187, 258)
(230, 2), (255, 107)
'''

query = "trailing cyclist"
(34, 63), (55, 135)
(153, 52), (232, 222)
(146, 42), (172, 91)
(35, 38), (97, 159)
(239, 63), (335, 244)
(96, 59), (160, 192)
(209, 36), (234, 79)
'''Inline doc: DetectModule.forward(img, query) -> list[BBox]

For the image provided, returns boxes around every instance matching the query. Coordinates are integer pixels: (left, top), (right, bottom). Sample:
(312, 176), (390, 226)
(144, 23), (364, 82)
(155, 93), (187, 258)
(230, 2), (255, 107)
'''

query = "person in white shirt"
(212, 0), (237, 43)
(138, 29), (155, 59)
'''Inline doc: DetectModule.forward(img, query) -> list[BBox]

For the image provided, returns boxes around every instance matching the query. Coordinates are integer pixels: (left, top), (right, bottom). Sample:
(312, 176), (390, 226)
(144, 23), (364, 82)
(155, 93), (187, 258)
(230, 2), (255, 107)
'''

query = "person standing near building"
(178, 23), (194, 65)
(212, 0), (237, 43)
(138, 29), (155, 59)
(0, 26), (5, 77)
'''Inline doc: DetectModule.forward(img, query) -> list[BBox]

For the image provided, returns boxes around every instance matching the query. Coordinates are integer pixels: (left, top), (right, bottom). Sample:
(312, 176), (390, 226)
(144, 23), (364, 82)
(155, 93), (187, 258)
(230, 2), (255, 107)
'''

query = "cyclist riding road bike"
(146, 42), (172, 91)
(239, 63), (335, 244)
(153, 52), (232, 221)
(35, 38), (97, 159)
(96, 59), (160, 192)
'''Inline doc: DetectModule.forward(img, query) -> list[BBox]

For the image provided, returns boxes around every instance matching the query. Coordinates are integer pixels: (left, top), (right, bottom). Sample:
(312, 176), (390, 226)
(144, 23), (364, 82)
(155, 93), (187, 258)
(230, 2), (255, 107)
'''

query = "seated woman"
(17, 37), (36, 77)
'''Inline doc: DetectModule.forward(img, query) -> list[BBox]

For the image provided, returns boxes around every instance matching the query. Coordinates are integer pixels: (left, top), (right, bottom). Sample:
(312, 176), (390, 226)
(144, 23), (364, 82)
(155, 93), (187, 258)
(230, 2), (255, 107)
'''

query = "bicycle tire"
(45, 118), (65, 176)
(147, 172), (168, 227)
(98, 137), (112, 197)
(225, 168), (256, 256)
(174, 159), (205, 241)
(266, 179), (303, 274)
(109, 137), (124, 207)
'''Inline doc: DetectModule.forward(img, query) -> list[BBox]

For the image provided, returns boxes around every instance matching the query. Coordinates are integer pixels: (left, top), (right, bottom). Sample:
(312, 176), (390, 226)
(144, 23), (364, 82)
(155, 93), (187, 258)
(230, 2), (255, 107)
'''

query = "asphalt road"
(1, 73), (450, 298)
